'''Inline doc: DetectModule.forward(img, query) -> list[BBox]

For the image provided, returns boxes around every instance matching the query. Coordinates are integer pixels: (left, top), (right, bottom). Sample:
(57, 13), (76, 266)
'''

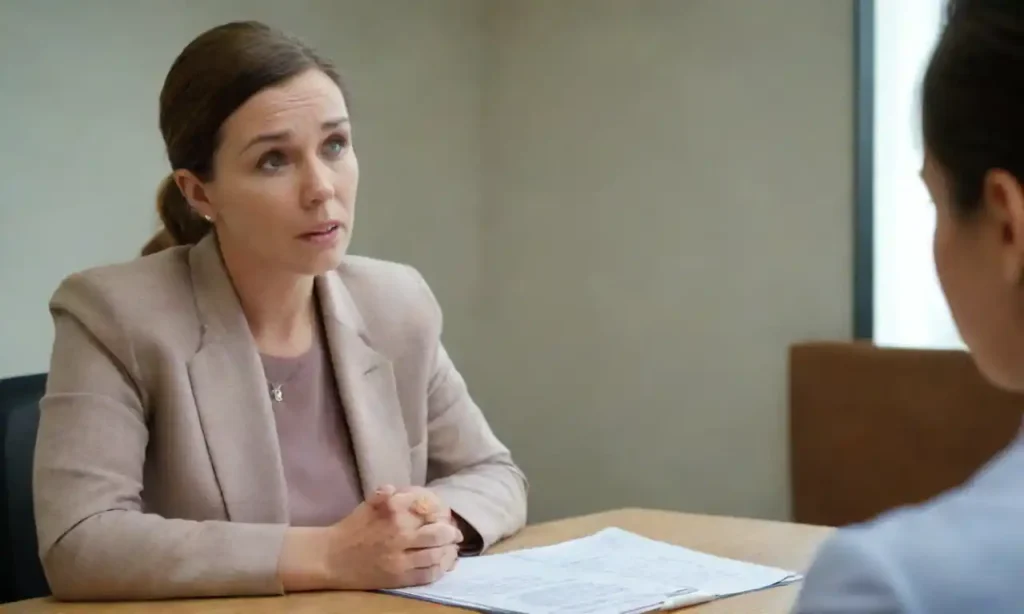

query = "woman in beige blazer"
(33, 21), (527, 602)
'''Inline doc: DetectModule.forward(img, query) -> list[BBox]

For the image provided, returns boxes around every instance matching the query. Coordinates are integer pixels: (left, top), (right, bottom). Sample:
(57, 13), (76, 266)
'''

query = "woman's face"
(923, 152), (1024, 390)
(179, 68), (358, 277)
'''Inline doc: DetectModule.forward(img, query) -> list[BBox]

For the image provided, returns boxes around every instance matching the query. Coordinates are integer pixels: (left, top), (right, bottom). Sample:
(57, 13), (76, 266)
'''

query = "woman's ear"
(982, 169), (1024, 284)
(173, 169), (216, 221)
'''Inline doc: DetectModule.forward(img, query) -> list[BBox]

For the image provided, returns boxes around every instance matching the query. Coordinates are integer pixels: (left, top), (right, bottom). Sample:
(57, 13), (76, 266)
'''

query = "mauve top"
(260, 316), (363, 527)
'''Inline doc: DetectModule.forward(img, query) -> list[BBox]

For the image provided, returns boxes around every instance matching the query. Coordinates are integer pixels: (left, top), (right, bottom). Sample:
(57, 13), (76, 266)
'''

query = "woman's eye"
(322, 136), (348, 159)
(257, 150), (288, 172)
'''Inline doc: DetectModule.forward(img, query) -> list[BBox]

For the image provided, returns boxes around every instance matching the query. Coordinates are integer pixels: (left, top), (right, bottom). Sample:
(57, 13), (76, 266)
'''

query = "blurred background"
(0, 0), (954, 526)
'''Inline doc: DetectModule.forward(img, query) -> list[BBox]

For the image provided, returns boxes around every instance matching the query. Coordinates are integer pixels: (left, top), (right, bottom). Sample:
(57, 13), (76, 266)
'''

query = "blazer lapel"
(316, 273), (413, 497)
(186, 235), (289, 524)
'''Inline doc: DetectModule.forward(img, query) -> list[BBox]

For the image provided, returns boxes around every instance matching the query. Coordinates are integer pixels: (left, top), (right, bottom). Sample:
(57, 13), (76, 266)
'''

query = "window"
(856, 0), (964, 349)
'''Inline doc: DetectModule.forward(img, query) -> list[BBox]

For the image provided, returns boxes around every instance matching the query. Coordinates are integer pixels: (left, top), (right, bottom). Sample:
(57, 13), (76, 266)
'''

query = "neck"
(220, 242), (316, 357)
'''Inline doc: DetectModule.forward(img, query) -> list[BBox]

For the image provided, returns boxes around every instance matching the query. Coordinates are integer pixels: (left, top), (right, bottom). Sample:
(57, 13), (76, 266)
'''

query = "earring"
(191, 205), (214, 223)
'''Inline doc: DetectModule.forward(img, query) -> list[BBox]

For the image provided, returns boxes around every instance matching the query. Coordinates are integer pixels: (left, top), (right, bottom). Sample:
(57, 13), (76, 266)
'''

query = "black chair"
(0, 373), (50, 603)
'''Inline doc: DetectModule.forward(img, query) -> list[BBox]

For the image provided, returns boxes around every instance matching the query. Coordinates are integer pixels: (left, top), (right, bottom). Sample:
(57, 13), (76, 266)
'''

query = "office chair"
(790, 342), (1022, 527)
(0, 373), (50, 603)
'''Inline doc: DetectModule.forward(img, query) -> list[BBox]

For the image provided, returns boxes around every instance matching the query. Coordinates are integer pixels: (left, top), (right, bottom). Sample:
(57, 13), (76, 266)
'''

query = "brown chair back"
(789, 341), (1023, 526)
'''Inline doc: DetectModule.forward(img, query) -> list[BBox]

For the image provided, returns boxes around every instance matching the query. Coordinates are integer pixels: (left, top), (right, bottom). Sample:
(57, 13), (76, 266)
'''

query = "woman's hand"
(376, 485), (452, 524)
(277, 485), (463, 592)
(324, 486), (462, 590)
(369, 485), (460, 571)
(385, 486), (483, 556)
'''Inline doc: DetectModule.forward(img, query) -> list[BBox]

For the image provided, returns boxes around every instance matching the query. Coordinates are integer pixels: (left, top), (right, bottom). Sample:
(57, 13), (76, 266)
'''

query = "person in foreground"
(33, 21), (527, 601)
(793, 2), (1024, 612)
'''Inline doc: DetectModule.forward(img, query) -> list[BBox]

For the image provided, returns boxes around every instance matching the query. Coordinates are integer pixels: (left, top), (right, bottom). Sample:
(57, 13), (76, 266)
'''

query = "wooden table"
(6, 508), (832, 613)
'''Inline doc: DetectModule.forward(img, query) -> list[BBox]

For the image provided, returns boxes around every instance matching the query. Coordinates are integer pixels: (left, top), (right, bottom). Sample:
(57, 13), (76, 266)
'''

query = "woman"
(793, 1), (1024, 612)
(33, 21), (527, 601)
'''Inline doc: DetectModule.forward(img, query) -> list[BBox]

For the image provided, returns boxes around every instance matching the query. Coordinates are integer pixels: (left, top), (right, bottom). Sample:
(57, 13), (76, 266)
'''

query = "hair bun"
(140, 228), (177, 257)
(142, 174), (210, 256)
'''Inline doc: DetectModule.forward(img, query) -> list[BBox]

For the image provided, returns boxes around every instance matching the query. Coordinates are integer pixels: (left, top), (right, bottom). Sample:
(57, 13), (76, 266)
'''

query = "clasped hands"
(323, 484), (464, 590)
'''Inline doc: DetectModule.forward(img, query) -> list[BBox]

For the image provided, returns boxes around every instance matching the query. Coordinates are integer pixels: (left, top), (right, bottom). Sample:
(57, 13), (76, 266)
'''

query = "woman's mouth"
(299, 222), (342, 245)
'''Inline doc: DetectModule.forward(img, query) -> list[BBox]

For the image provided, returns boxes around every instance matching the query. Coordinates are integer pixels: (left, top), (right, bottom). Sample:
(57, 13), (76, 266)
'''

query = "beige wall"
(475, 0), (853, 522)
(0, 1), (853, 522)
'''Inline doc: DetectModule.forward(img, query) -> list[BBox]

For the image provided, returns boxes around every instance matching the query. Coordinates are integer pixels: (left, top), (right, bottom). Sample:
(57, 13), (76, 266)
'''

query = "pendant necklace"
(263, 358), (304, 404)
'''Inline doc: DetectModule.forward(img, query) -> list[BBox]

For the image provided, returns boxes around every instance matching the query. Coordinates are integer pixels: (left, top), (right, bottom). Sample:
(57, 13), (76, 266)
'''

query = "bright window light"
(872, 0), (964, 349)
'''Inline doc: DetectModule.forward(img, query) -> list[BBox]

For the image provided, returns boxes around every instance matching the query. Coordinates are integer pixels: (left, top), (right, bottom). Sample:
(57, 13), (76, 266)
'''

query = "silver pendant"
(270, 384), (283, 403)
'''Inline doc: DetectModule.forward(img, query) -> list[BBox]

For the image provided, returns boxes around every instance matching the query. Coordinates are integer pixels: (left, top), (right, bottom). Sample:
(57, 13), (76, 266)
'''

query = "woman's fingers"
(367, 484), (397, 509)
(407, 521), (463, 549)
(406, 544), (459, 570)
(411, 494), (440, 522)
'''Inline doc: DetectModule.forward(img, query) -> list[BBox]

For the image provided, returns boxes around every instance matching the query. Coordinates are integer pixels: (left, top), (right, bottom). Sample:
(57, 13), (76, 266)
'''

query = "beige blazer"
(33, 234), (527, 601)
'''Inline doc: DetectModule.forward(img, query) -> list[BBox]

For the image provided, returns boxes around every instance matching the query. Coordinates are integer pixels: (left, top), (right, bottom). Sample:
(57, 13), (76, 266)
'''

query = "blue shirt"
(792, 429), (1024, 613)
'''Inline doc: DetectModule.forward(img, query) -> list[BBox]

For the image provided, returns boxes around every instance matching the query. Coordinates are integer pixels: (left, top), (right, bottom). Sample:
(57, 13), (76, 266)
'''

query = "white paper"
(509, 527), (800, 598)
(387, 553), (669, 614)
(385, 527), (801, 614)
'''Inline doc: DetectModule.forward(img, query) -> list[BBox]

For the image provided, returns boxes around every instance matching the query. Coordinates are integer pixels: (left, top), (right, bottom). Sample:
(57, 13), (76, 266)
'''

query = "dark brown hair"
(923, 0), (1024, 216)
(142, 21), (348, 256)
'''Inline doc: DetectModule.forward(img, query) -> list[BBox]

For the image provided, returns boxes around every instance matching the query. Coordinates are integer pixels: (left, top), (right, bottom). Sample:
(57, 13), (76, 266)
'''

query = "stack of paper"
(383, 527), (802, 614)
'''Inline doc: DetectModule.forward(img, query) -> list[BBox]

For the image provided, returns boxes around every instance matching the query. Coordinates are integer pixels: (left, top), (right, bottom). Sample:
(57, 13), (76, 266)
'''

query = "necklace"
(261, 314), (321, 403)
(262, 355), (305, 404)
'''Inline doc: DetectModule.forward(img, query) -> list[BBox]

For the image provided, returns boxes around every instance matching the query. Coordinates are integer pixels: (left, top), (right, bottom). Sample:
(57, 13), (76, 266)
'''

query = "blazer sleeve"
(790, 529), (910, 614)
(34, 274), (288, 601)
(409, 271), (528, 552)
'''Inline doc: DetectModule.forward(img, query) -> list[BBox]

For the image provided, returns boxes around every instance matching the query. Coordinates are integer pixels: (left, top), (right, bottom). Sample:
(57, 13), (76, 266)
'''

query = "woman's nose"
(302, 159), (336, 207)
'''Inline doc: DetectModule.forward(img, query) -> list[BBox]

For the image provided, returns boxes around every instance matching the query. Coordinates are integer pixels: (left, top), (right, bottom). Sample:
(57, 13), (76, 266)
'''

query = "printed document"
(383, 527), (802, 613)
